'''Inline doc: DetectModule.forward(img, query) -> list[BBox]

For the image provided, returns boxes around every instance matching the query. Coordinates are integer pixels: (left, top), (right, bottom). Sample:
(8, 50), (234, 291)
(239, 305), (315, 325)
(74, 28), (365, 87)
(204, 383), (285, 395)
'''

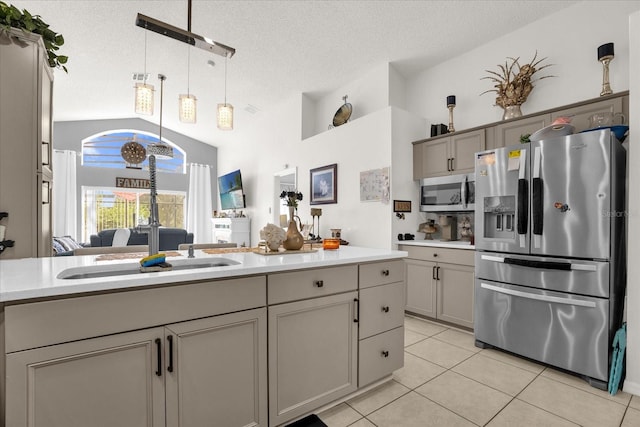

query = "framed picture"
(310, 163), (337, 205)
(394, 200), (412, 213)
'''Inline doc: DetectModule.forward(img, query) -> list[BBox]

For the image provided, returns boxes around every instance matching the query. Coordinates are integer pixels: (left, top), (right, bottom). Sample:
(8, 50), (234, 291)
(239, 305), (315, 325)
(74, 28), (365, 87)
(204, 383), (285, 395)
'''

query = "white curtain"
(52, 150), (78, 238)
(187, 163), (213, 243)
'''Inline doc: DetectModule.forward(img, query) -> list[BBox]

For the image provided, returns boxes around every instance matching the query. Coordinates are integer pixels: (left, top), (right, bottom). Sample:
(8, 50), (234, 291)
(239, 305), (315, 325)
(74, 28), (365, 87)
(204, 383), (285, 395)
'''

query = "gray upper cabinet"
(552, 96), (624, 133)
(413, 92), (628, 180)
(413, 129), (485, 179)
(492, 114), (552, 149)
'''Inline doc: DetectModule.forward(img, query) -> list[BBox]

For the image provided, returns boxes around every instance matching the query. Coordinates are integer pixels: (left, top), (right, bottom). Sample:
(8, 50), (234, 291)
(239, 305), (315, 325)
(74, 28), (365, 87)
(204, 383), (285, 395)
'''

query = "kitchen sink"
(57, 258), (241, 280)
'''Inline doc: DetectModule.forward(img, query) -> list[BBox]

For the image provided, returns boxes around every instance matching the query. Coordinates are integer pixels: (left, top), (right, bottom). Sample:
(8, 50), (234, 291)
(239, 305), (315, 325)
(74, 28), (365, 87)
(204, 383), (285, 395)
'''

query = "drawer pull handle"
(381, 350), (389, 358)
(381, 306), (390, 313)
(381, 269), (390, 276)
(314, 280), (324, 287)
(433, 253), (438, 257)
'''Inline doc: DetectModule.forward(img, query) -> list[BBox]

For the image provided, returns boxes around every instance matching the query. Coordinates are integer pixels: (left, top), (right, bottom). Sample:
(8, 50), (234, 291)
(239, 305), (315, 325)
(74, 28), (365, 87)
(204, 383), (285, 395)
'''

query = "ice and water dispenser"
(482, 195), (516, 239)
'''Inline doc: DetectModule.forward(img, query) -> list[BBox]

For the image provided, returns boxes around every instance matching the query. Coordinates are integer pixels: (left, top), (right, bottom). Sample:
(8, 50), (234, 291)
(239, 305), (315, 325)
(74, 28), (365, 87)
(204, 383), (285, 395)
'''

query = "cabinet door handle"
(381, 350), (389, 358)
(353, 298), (360, 323)
(314, 280), (324, 288)
(436, 266), (441, 281)
(381, 269), (390, 276)
(432, 266), (437, 280)
(381, 306), (390, 313)
(155, 338), (162, 377)
(447, 158), (451, 171)
(451, 157), (455, 171)
(167, 335), (174, 373)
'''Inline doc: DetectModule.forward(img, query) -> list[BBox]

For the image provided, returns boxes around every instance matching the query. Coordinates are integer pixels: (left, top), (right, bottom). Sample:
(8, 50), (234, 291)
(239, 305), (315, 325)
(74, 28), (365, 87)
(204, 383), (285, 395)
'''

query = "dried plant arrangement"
(481, 52), (554, 108)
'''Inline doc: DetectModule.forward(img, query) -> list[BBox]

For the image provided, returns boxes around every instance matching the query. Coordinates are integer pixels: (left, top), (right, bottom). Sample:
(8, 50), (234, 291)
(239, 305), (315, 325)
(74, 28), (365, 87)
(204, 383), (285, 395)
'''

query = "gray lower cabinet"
(6, 308), (268, 427)
(6, 327), (167, 427)
(165, 309), (268, 427)
(401, 246), (475, 329)
(268, 291), (358, 426)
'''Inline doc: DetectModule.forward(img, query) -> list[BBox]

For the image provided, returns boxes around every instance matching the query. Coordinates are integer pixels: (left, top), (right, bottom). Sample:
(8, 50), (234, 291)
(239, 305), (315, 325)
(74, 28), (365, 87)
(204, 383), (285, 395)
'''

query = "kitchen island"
(0, 246), (407, 427)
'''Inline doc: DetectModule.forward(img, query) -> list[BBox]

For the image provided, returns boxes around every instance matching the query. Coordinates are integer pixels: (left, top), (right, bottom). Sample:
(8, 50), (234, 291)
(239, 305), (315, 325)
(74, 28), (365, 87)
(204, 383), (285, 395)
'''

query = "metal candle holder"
(447, 95), (456, 133)
(310, 208), (322, 240)
(598, 43), (614, 97)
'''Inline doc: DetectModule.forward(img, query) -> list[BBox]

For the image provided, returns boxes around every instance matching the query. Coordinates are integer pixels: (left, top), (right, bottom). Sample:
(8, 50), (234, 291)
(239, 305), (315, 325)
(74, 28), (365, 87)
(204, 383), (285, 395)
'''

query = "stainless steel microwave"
(420, 173), (475, 212)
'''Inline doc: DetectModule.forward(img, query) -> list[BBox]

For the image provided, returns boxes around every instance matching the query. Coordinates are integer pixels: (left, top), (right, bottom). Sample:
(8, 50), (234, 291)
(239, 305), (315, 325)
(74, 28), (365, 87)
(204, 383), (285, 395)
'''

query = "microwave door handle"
(461, 176), (468, 209)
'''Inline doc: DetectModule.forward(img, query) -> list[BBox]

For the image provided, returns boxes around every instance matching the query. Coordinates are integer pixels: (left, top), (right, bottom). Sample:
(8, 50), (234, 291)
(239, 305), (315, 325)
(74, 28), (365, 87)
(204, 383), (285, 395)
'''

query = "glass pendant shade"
(178, 94), (197, 123)
(134, 83), (154, 115)
(217, 103), (234, 130)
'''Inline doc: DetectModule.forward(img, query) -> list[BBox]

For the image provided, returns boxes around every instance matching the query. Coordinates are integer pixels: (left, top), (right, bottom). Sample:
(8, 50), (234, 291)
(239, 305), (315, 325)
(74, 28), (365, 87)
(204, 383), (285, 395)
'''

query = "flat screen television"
(218, 169), (245, 210)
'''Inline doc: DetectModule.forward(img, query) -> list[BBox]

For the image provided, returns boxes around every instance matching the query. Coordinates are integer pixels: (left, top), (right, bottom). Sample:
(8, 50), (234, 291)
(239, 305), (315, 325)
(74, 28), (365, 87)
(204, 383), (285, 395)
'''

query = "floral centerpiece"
(481, 51), (553, 119)
(280, 190), (303, 210)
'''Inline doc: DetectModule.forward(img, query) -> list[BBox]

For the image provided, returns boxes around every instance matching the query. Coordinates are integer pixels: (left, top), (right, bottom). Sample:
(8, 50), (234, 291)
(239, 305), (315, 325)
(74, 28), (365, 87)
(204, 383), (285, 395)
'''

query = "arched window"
(81, 129), (186, 173)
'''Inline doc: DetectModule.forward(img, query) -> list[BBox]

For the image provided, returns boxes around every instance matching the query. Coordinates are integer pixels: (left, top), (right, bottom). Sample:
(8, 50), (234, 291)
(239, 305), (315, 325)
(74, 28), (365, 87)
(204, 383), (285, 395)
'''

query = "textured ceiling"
(10, 0), (578, 146)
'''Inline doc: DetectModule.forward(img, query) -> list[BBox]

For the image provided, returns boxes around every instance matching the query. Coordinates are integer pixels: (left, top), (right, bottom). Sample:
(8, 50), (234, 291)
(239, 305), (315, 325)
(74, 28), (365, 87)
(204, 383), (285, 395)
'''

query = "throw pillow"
(54, 236), (83, 251)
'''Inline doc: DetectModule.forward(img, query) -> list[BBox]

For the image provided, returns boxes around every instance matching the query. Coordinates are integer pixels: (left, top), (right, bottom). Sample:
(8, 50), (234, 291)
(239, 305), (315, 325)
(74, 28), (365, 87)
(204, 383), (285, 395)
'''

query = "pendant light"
(134, 29), (154, 115)
(217, 52), (233, 130)
(147, 74), (174, 159)
(179, 46), (197, 123)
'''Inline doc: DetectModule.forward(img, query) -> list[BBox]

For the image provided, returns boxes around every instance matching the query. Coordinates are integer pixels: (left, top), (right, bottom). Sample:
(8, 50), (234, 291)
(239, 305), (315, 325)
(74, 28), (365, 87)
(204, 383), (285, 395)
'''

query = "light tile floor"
(318, 315), (639, 427)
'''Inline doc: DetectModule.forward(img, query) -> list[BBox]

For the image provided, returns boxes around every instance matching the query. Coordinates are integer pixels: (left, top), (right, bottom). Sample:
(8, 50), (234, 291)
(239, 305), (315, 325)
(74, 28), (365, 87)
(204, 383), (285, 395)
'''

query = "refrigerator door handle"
(517, 178), (528, 234)
(480, 254), (597, 271)
(480, 282), (596, 308)
(532, 146), (543, 248)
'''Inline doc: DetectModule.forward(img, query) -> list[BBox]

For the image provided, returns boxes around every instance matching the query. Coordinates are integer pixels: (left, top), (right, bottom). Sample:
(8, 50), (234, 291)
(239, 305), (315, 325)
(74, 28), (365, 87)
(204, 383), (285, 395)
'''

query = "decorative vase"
(283, 207), (304, 251)
(502, 105), (523, 120)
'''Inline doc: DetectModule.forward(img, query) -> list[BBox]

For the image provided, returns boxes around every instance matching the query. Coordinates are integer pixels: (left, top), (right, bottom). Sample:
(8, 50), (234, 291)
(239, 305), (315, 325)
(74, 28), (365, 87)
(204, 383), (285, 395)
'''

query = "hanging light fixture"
(179, 47), (197, 123)
(134, 29), (154, 115)
(217, 52), (233, 131)
(147, 74), (174, 159)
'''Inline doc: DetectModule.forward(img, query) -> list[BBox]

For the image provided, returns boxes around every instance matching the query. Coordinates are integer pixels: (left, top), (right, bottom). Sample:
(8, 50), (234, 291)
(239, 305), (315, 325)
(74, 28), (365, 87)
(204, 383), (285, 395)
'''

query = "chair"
(178, 243), (238, 250)
(73, 245), (149, 256)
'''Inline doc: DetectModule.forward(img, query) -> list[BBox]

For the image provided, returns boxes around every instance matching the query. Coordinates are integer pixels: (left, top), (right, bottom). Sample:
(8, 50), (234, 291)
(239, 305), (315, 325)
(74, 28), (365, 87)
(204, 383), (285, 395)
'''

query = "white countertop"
(0, 246), (407, 303)
(396, 240), (475, 250)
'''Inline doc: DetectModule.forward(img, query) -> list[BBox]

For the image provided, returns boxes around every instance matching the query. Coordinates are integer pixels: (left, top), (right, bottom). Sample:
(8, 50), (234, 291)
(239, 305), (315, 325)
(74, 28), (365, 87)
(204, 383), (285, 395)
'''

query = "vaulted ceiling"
(11, 1), (578, 146)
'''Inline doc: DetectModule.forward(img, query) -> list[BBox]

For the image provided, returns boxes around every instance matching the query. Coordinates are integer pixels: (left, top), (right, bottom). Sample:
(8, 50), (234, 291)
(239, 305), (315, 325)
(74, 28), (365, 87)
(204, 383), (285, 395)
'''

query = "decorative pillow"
(52, 239), (66, 254)
(53, 236), (83, 252)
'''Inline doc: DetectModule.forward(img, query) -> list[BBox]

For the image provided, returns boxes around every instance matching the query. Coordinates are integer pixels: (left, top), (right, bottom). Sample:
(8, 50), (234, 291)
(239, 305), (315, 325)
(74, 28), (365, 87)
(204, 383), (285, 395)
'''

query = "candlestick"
(598, 43), (614, 97)
(447, 95), (456, 107)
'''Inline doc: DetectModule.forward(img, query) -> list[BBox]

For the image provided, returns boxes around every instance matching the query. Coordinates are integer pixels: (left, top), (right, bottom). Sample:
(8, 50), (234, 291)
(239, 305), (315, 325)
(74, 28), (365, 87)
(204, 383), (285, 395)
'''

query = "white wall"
(624, 9), (640, 397)
(406, 1), (638, 130)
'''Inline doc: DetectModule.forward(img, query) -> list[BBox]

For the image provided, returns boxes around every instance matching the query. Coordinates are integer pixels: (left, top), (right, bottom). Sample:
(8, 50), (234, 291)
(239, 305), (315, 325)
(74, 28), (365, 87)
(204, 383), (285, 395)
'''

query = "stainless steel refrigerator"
(474, 128), (626, 389)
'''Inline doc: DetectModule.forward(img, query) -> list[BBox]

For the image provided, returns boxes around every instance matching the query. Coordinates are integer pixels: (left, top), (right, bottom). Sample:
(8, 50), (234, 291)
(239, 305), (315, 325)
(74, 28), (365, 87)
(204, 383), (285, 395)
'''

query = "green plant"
(0, 1), (67, 72)
(520, 133), (531, 144)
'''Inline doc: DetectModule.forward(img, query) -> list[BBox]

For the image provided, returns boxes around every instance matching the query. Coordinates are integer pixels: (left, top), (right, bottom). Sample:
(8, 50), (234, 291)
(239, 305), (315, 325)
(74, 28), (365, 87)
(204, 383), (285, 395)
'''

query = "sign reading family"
(116, 177), (151, 189)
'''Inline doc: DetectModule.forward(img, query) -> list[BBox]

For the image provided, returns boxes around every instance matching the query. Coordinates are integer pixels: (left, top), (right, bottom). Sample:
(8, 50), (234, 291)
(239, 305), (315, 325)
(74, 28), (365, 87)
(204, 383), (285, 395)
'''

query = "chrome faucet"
(137, 154), (161, 256)
(136, 74), (173, 257)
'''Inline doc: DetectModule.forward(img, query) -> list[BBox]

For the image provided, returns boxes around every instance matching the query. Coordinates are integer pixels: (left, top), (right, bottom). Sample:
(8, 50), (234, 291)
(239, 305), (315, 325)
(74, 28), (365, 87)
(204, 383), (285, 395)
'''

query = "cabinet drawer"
(5, 276), (267, 353)
(359, 282), (405, 339)
(400, 245), (474, 266)
(358, 326), (404, 387)
(359, 260), (405, 289)
(268, 265), (357, 304)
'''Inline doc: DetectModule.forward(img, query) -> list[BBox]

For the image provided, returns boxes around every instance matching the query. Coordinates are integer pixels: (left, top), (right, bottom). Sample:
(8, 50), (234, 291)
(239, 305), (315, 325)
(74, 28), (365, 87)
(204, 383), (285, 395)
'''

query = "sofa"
(89, 228), (194, 251)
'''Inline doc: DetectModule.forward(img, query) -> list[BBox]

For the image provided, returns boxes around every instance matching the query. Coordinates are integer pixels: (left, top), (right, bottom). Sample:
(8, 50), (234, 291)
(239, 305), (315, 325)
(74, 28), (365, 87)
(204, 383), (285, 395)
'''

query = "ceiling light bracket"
(136, 13), (235, 58)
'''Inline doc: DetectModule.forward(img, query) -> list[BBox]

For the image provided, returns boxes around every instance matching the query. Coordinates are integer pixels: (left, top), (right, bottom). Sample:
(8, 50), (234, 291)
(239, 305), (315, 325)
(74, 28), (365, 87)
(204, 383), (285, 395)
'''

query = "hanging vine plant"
(0, 1), (67, 72)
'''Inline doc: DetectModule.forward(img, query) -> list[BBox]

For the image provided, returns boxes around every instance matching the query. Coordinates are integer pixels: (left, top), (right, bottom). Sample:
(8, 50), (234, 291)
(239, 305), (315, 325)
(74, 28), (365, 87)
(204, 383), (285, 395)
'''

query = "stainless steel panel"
(474, 145), (529, 254)
(475, 251), (610, 298)
(474, 278), (609, 381)
(531, 131), (613, 259)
